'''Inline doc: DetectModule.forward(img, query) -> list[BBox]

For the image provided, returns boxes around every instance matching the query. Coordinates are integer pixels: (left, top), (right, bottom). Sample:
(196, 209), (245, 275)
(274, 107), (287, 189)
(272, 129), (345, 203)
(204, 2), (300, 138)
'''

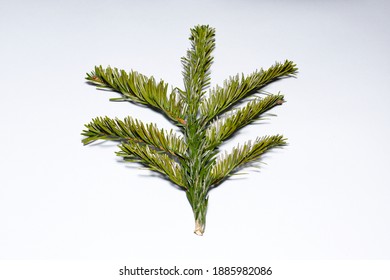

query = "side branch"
(117, 141), (186, 188)
(82, 116), (187, 158)
(210, 135), (287, 186)
(205, 94), (285, 149)
(86, 66), (186, 125)
(200, 60), (297, 124)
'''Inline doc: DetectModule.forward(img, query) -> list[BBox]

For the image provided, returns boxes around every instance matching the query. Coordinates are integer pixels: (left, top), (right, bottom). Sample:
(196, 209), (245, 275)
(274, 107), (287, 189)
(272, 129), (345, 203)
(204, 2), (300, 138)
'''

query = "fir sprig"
(205, 94), (285, 149)
(117, 141), (185, 188)
(199, 60), (297, 124)
(210, 135), (287, 186)
(82, 116), (187, 158)
(86, 66), (186, 125)
(82, 25), (297, 235)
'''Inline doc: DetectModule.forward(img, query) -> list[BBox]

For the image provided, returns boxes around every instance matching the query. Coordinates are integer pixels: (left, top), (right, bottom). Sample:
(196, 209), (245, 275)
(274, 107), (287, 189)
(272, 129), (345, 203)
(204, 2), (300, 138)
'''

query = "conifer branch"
(205, 94), (285, 149)
(117, 141), (186, 188)
(81, 25), (297, 235)
(82, 116), (187, 158)
(210, 135), (287, 185)
(86, 66), (186, 125)
(200, 60), (297, 124)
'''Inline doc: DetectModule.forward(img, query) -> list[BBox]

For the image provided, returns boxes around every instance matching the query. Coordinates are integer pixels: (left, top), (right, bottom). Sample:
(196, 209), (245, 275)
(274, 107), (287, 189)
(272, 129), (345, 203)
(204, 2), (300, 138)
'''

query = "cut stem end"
(194, 220), (204, 236)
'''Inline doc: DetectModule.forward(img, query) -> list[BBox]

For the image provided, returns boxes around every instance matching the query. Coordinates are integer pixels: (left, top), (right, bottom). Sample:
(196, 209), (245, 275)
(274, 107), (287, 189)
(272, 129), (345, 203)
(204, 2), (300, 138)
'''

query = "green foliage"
(117, 141), (185, 188)
(210, 135), (287, 186)
(82, 116), (187, 158)
(181, 26), (215, 104)
(205, 94), (285, 149)
(81, 25), (297, 235)
(199, 60), (297, 124)
(86, 66), (186, 125)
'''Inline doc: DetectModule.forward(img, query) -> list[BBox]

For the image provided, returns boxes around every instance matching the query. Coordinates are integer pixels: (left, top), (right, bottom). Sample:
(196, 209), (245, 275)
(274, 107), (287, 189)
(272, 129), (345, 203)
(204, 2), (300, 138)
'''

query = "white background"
(1, 0), (389, 262)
